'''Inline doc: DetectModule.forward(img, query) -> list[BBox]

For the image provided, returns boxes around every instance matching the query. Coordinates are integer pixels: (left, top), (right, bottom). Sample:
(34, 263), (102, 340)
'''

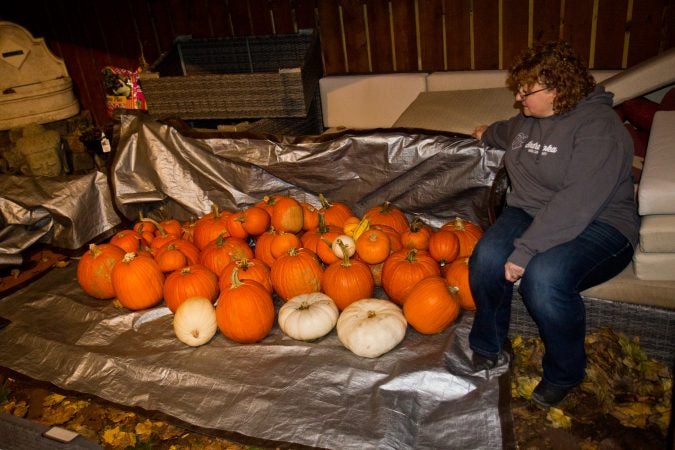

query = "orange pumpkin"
(355, 229), (390, 264)
(268, 195), (304, 233)
(110, 229), (146, 253)
(321, 242), (374, 310)
(444, 257), (475, 310)
(154, 239), (201, 272)
(193, 204), (232, 250)
(300, 213), (342, 253)
(300, 202), (320, 231)
(315, 232), (341, 265)
(163, 264), (219, 312)
(371, 224), (403, 252)
(254, 228), (279, 267)
(225, 210), (249, 240)
(400, 216), (432, 250)
(364, 201), (410, 234)
(111, 252), (165, 310)
(270, 248), (323, 301)
(219, 258), (273, 294)
(242, 206), (271, 236)
(270, 231), (302, 259)
(381, 248), (440, 305)
(318, 193), (354, 228)
(216, 268), (275, 344)
(440, 217), (484, 258)
(403, 276), (461, 334)
(428, 229), (460, 265)
(200, 235), (254, 277)
(76, 243), (125, 299)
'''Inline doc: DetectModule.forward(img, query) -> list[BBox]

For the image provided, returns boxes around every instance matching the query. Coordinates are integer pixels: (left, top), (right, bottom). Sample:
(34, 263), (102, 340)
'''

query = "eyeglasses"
(517, 87), (549, 98)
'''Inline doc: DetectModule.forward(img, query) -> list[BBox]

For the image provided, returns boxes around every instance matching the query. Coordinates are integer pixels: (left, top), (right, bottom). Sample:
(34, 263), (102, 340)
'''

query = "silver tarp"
(0, 114), (514, 448)
(111, 114), (504, 229)
(0, 171), (121, 267)
(0, 264), (513, 449)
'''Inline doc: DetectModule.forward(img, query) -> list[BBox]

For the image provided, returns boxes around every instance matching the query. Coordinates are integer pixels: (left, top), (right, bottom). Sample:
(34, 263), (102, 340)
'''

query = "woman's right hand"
(472, 125), (488, 140)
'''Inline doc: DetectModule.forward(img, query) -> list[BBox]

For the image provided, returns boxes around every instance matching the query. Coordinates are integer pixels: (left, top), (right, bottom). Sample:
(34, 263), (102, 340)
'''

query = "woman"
(469, 41), (639, 407)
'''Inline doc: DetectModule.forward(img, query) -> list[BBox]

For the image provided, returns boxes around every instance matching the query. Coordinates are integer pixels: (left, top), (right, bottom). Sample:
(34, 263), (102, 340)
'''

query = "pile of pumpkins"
(76, 194), (483, 358)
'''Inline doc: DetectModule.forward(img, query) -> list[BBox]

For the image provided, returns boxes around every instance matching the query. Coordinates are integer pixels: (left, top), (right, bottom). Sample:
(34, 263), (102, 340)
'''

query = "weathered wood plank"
(341, 0), (370, 73)
(502, 0), (530, 68)
(418, 0), (445, 71)
(561, 0), (594, 64)
(627, 0), (667, 66)
(366, 0), (394, 72)
(318, 0), (346, 73)
(390, 0), (417, 71)
(533, 0), (562, 43)
(473, 0), (500, 69)
(594, 0), (629, 68)
(445, 0), (472, 70)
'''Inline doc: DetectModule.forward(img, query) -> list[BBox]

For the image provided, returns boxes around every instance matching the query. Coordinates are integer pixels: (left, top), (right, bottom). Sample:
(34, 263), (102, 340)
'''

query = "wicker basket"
(140, 31), (322, 120)
(509, 289), (675, 364)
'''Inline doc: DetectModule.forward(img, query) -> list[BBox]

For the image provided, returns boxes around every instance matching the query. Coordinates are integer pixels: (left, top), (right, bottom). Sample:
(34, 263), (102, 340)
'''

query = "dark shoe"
(531, 380), (573, 408)
(471, 352), (498, 371)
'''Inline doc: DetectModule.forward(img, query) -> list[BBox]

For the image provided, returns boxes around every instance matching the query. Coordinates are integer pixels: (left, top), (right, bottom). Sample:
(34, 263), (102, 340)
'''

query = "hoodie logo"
(512, 132), (527, 150)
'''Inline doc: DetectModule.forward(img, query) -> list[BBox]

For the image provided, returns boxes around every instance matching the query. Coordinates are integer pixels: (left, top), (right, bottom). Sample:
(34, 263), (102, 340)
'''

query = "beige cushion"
(582, 264), (675, 309)
(638, 111), (675, 215)
(426, 70), (618, 93)
(601, 47), (675, 105)
(632, 246), (675, 281)
(426, 70), (508, 91)
(393, 88), (518, 135)
(319, 74), (428, 129)
(640, 215), (675, 253)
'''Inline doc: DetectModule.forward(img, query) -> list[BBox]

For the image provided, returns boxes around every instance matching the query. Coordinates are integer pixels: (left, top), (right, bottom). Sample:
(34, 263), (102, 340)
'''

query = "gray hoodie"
(482, 86), (639, 268)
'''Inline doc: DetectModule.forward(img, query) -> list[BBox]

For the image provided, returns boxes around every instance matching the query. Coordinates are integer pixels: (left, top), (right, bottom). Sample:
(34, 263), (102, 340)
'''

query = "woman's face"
(515, 83), (556, 118)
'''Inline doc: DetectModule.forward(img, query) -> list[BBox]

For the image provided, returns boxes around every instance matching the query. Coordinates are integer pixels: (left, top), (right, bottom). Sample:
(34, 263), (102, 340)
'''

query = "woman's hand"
(504, 261), (525, 282)
(472, 125), (488, 140)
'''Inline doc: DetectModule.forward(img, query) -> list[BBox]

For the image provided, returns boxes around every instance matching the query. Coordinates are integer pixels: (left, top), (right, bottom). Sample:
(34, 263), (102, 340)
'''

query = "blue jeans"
(468, 207), (634, 387)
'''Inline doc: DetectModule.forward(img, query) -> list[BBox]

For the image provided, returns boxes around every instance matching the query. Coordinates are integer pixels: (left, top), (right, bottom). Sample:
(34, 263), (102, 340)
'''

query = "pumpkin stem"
(410, 215), (424, 232)
(367, 310), (376, 318)
(298, 301), (310, 310)
(122, 252), (136, 263)
(447, 285), (460, 295)
(336, 239), (352, 267)
(191, 329), (200, 338)
(215, 233), (226, 247)
(88, 243), (101, 256)
(453, 217), (466, 231)
(229, 267), (243, 289)
(380, 201), (392, 213)
(141, 217), (168, 236)
(318, 193), (332, 209)
(405, 248), (418, 262)
(317, 212), (329, 233)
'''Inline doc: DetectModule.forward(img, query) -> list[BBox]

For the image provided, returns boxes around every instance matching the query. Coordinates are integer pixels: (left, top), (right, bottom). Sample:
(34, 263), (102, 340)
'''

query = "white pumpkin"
(173, 296), (218, 347)
(278, 292), (339, 341)
(336, 298), (407, 358)
(331, 235), (356, 259)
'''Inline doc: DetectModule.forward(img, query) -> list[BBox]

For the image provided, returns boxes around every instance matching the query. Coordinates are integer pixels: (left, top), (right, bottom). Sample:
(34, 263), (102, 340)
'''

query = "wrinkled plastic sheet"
(0, 264), (514, 449)
(0, 116), (514, 448)
(111, 114), (504, 229)
(0, 171), (121, 267)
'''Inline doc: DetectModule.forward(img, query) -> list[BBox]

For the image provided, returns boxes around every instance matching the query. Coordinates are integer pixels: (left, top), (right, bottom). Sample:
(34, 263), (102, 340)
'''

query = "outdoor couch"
(319, 49), (675, 363)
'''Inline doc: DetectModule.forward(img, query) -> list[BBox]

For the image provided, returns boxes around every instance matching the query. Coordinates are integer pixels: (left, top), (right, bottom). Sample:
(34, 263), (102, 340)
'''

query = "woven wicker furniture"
(140, 31), (322, 120)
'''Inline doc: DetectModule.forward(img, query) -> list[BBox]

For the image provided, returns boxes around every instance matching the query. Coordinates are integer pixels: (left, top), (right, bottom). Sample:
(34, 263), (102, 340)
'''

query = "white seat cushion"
(633, 246), (675, 281)
(638, 111), (675, 215)
(639, 215), (675, 253)
(393, 88), (518, 135)
(319, 74), (428, 129)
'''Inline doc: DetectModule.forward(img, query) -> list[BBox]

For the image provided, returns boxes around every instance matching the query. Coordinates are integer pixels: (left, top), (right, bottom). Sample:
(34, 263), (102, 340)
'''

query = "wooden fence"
(2, 0), (673, 126)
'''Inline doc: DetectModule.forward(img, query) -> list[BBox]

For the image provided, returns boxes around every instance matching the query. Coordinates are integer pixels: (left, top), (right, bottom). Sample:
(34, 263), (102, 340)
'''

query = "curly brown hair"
(506, 41), (596, 114)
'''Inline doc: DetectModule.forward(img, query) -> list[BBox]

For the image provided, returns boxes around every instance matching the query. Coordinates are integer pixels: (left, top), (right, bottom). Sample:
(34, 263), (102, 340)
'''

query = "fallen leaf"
(546, 407), (572, 429)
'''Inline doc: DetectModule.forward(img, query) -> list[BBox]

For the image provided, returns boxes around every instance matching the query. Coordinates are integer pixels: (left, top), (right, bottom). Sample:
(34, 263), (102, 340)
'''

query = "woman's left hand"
(504, 261), (525, 282)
